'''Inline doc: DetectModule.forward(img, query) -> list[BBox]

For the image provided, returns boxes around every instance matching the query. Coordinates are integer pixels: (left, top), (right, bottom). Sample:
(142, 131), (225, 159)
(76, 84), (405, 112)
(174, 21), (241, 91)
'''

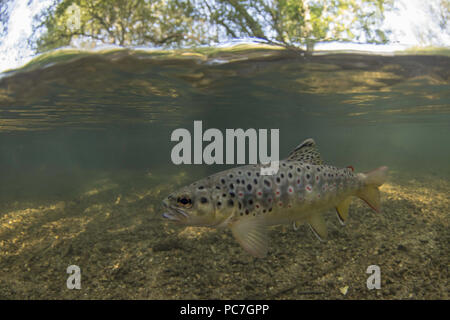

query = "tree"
(198, 0), (393, 52)
(34, 0), (212, 52)
(33, 0), (394, 53)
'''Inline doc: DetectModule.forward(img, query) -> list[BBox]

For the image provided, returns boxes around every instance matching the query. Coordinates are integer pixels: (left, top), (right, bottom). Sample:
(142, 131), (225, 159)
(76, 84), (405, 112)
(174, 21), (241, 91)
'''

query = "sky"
(0, 0), (449, 73)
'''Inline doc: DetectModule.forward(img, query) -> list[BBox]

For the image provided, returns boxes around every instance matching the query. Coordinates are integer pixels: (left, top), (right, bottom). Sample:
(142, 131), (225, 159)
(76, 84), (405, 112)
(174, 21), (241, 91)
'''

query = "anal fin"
(230, 217), (268, 258)
(335, 197), (352, 225)
(357, 185), (381, 213)
(308, 213), (327, 241)
(357, 166), (388, 213)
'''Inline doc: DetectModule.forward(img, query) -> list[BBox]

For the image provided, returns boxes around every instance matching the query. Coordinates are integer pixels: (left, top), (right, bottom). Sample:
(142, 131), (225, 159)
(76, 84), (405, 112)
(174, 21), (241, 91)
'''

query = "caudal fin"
(357, 166), (388, 213)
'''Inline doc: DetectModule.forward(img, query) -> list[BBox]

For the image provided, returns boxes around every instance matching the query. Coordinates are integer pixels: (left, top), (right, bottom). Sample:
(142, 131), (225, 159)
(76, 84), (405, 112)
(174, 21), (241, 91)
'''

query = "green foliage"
(34, 0), (394, 53)
(198, 0), (393, 51)
(35, 0), (210, 52)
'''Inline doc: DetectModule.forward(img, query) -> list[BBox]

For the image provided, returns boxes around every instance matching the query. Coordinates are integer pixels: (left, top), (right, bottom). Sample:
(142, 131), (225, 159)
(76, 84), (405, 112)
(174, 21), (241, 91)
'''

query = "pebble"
(339, 286), (349, 295)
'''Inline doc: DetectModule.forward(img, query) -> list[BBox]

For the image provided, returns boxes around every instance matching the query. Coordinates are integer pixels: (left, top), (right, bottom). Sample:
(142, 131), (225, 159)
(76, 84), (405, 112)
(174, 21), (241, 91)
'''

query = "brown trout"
(162, 138), (388, 257)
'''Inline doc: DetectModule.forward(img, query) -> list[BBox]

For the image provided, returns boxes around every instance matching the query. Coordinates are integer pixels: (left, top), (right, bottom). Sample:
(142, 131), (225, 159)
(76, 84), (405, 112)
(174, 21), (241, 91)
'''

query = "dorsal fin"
(286, 138), (324, 165)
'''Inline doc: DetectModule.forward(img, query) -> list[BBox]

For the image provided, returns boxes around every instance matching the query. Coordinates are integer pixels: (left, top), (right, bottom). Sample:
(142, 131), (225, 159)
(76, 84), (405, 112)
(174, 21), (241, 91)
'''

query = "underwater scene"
(0, 45), (448, 299)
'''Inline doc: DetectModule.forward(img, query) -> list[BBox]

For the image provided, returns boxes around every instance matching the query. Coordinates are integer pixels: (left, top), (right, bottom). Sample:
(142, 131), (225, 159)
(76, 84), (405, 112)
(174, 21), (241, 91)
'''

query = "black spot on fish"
(306, 165), (310, 170)
(306, 174), (311, 180)
(198, 186), (204, 190)
(297, 168), (301, 173)
(256, 172), (260, 177)
(217, 201), (221, 206)
(216, 186), (221, 190)
(317, 167), (321, 172)
(269, 208), (272, 212)
(288, 173), (293, 178)
(238, 202), (242, 209)
(236, 179), (240, 184)
(200, 197), (208, 204)
(221, 178), (225, 184)
(247, 172), (252, 177)
(263, 209), (266, 213)
(248, 199), (253, 205)
(227, 199), (234, 207)
(289, 165), (293, 169)
(222, 193), (227, 197)
(253, 178), (258, 185)
(245, 209), (249, 215)
(229, 192), (235, 198)
(282, 163), (286, 167)
(281, 173), (284, 178)
(229, 174), (233, 178)
(276, 177), (281, 183)
(238, 171), (242, 175)
(229, 183), (234, 189)
(264, 180), (271, 187)
(247, 184), (252, 191)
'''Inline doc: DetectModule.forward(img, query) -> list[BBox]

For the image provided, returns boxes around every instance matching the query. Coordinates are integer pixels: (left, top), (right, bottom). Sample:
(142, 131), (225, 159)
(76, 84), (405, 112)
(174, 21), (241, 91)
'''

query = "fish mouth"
(161, 199), (189, 223)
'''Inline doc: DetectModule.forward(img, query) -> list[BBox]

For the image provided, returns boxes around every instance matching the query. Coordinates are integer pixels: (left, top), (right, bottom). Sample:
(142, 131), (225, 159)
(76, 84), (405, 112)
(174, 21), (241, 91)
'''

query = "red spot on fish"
(278, 202), (282, 207)
(276, 191), (280, 196)
(268, 198), (272, 202)
(258, 191), (262, 196)
(347, 165), (354, 172)
(306, 185), (312, 192)
(288, 204), (291, 208)
(256, 204), (259, 208)
(316, 176), (319, 181)
(238, 192), (243, 197)
(297, 179), (300, 184)
(288, 187), (293, 193)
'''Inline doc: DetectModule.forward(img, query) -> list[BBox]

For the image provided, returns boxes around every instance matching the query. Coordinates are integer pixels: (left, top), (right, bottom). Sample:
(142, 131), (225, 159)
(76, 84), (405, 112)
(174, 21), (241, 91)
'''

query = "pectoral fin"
(230, 217), (268, 258)
(308, 213), (327, 241)
(335, 197), (352, 225)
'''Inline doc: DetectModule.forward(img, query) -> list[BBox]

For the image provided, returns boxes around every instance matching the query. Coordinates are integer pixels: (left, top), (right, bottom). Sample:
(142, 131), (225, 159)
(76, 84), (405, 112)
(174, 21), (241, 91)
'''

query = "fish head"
(162, 178), (222, 226)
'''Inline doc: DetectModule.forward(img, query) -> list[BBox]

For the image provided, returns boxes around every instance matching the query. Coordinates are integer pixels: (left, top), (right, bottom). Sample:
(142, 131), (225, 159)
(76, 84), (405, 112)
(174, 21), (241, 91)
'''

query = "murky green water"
(0, 46), (448, 299)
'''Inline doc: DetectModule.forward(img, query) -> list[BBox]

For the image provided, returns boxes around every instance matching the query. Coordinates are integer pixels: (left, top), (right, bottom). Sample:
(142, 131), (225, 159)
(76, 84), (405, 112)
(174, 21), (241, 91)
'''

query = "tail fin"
(357, 166), (388, 213)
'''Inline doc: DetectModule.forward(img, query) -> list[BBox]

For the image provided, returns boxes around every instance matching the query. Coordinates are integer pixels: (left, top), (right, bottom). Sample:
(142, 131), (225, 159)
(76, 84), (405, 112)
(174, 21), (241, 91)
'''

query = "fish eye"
(177, 196), (192, 207)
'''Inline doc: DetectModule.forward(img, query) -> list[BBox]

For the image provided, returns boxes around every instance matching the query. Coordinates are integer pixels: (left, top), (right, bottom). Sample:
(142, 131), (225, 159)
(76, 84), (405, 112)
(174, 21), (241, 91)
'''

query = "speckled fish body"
(203, 161), (361, 226)
(163, 138), (388, 258)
